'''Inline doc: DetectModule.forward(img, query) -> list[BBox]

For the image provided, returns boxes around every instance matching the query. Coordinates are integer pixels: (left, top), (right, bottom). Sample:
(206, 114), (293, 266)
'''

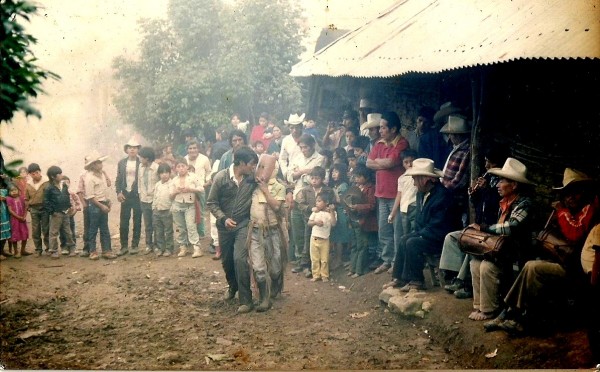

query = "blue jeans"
(88, 202), (111, 253)
(119, 193), (141, 249)
(377, 197), (403, 265)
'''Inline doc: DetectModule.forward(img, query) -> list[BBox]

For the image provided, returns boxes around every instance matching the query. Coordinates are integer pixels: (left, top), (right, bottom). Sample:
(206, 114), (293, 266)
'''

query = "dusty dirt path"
(0, 210), (595, 369)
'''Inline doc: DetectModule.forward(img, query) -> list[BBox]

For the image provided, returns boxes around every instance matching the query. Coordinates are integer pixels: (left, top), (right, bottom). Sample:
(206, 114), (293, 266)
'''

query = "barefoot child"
(307, 192), (337, 282)
(6, 185), (29, 258)
(0, 177), (11, 260)
(170, 158), (203, 258)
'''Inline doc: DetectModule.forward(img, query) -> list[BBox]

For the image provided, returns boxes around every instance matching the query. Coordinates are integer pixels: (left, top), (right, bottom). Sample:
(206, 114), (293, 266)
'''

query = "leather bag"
(458, 227), (506, 258)
(535, 229), (574, 265)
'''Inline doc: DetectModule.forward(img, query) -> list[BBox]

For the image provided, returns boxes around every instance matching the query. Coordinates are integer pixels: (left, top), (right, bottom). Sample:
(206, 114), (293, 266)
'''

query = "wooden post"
(469, 69), (485, 224)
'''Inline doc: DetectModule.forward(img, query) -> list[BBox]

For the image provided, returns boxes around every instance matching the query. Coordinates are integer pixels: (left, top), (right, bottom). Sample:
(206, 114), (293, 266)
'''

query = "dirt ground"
(0, 207), (596, 370)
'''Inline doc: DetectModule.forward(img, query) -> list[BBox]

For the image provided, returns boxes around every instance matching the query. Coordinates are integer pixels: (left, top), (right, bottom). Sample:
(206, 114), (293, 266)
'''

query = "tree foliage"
(112, 0), (306, 142)
(0, 0), (60, 123)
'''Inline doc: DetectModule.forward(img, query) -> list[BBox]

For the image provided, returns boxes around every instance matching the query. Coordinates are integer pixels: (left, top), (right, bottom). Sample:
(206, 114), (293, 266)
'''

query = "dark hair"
(352, 135), (370, 151)
(418, 106), (436, 122)
(319, 149), (333, 167)
(229, 129), (247, 146)
(316, 191), (332, 204)
(484, 144), (510, 168)
(254, 140), (264, 148)
(381, 111), (401, 133)
(233, 146), (258, 166)
(353, 164), (373, 182)
(333, 148), (348, 165)
(331, 163), (349, 185)
(216, 125), (230, 139)
(47, 165), (62, 181)
(309, 166), (326, 179)
(182, 128), (195, 138)
(157, 163), (171, 174)
(27, 163), (41, 173)
(259, 112), (269, 119)
(174, 157), (188, 166)
(298, 133), (316, 148)
(139, 146), (156, 162)
(401, 149), (418, 160)
(345, 126), (359, 137)
(347, 149), (356, 159)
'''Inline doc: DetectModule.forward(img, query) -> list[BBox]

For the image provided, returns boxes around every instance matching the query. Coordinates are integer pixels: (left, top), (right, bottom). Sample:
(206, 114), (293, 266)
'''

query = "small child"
(307, 192), (336, 282)
(153, 163), (174, 256)
(170, 158), (203, 258)
(346, 164), (377, 277)
(59, 176), (81, 256)
(352, 136), (370, 167)
(253, 140), (266, 156)
(6, 184), (29, 258)
(1, 177), (12, 260)
(44, 166), (76, 258)
(389, 149), (418, 236)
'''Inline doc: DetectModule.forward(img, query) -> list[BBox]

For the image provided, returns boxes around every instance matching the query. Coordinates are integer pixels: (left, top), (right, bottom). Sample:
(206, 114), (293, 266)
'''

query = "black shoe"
(444, 278), (464, 293)
(454, 288), (473, 299)
(223, 288), (237, 301)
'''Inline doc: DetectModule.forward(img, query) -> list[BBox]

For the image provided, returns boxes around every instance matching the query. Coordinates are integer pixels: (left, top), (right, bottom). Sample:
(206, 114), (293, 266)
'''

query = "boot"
(192, 245), (203, 258)
(177, 245), (187, 257)
(212, 245), (221, 260)
(270, 275), (282, 299)
(255, 280), (272, 312)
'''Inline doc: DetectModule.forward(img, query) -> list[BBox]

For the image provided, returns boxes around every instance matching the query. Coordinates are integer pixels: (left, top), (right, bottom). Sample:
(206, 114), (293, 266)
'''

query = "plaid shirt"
(485, 195), (532, 237)
(441, 139), (470, 190)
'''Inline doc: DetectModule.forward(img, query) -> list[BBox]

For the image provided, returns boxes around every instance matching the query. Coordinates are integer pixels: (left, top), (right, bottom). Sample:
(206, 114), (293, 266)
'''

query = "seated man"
(467, 158), (535, 321)
(383, 158), (461, 291)
(485, 168), (598, 333)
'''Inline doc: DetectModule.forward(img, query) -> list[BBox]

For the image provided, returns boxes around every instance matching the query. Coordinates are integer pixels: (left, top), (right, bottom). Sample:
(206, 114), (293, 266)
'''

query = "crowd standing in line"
(0, 101), (598, 364)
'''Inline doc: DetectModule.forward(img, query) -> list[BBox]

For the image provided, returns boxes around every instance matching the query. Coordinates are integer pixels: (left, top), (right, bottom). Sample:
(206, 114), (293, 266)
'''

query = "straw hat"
(360, 113), (382, 131)
(404, 158), (443, 178)
(433, 102), (463, 124)
(439, 115), (471, 134)
(487, 157), (535, 185)
(284, 113), (306, 125)
(123, 138), (141, 153)
(84, 151), (108, 169)
(552, 168), (593, 190)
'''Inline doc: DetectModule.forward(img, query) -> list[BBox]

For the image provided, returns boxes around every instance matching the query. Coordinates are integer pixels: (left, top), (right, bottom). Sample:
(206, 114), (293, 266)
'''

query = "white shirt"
(397, 174), (417, 213)
(153, 179), (172, 211)
(185, 153), (211, 185)
(279, 134), (302, 178)
(170, 173), (203, 204)
(125, 159), (137, 192)
(138, 162), (159, 203)
(309, 210), (335, 239)
(287, 151), (325, 197)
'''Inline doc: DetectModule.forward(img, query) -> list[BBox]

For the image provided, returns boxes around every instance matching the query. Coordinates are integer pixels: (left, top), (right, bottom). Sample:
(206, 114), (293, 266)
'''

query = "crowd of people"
(1, 102), (599, 357)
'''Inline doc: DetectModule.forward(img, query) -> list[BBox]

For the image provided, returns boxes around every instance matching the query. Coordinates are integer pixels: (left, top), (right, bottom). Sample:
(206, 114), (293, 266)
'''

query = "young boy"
(59, 175), (81, 256)
(152, 163), (174, 256)
(307, 192), (336, 282)
(25, 163), (50, 256)
(352, 135), (370, 166)
(389, 149), (419, 237)
(248, 157), (286, 311)
(346, 164), (377, 277)
(170, 158), (203, 258)
(138, 147), (159, 255)
(294, 166), (332, 278)
(44, 166), (76, 258)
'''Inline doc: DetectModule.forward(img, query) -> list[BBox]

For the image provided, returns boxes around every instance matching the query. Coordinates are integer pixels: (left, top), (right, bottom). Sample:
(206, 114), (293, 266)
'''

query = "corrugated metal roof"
(290, 0), (600, 78)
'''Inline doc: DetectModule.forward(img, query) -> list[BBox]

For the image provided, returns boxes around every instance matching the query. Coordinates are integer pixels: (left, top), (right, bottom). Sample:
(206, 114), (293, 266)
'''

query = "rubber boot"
(270, 274), (282, 299)
(255, 280), (272, 312)
(212, 245), (221, 260)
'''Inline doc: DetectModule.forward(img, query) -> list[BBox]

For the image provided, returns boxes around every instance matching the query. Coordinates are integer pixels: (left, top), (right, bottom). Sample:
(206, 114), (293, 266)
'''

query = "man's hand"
(117, 192), (126, 203)
(100, 204), (110, 214)
(225, 218), (237, 229)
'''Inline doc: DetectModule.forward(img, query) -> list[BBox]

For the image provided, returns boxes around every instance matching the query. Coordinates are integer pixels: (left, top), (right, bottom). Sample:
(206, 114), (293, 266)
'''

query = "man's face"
(299, 143), (314, 158)
(290, 125), (302, 137)
(127, 146), (139, 158)
(413, 175), (432, 193)
(239, 160), (257, 176)
(379, 119), (396, 141)
(449, 133), (462, 145)
(368, 126), (379, 140)
(497, 178), (517, 198)
(29, 170), (42, 182)
(90, 161), (103, 172)
(231, 135), (244, 150)
(187, 144), (199, 159)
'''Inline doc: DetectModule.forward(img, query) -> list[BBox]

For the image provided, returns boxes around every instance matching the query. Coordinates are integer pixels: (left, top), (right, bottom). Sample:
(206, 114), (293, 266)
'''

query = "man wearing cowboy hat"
(383, 158), (460, 291)
(115, 138), (142, 255)
(83, 151), (116, 260)
(485, 167), (599, 334)
(417, 105), (451, 169)
(360, 113), (382, 155)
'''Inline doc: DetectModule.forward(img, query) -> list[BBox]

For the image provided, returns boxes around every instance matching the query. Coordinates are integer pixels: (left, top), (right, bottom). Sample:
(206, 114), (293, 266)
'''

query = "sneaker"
(142, 247), (153, 255)
(117, 248), (129, 256)
(498, 319), (524, 335)
(80, 251), (90, 258)
(351, 273), (360, 278)
(50, 252), (60, 259)
(177, 246), (187, 257)
(89, 252), (100, 260)
(347, 271), (354, 276)
(237, 304), (254, 314)
(61, 249), (70, 256)
(162, 251), (172, 257)
(102, 251), (117, 259)
(374, 263), (391, 274)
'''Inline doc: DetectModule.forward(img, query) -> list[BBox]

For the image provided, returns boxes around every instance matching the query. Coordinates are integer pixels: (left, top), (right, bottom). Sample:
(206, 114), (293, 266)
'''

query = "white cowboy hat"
(404, 158), (443, 178)
(439, 115), (471, 134)
(123, 137), (141, 152)
(487, 157), (535, 185)
(84, 151), (108, 169)
(433, 101), (463, 124)
(552, 168), (593, 190)
(360, 113), (382, 131)
(284, 113), (306, 125)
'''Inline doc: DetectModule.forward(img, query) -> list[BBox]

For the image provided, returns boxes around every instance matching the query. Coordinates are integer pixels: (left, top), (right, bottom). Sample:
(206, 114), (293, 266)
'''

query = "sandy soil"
(0, 208), (595, 370)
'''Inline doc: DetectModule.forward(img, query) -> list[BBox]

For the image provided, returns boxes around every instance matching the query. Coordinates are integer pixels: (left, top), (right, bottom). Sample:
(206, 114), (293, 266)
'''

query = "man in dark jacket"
(385, 158), (461, 291)
(115, 138), (141, 255)
(207, 146), (258, 314)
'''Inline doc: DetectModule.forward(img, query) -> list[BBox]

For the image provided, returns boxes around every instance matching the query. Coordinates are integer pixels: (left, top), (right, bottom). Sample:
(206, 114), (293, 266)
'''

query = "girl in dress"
(6, 185), (29, 258)
(329, 163), (351, 270)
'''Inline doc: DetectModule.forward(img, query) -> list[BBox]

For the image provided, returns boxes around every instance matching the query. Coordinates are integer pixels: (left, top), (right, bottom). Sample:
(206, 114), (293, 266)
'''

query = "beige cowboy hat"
(123, 137), (141, 153)
(404, 158), (443, 178)
(433, 102), (463, 124)
(439, 115), (471, 134)
(359, 98), (374, 109)
(487, 157), (535, 185)
(360, 113), (382, 131)
(84, 150), (108, 169)
(552, 168), (593, 190)
(284, 113), (306, 125)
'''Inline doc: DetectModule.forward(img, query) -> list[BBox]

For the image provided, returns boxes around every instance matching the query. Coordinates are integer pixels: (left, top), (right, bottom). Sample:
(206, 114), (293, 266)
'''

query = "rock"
(18, 328), (47, 339)
(157, 351), (183, 363)
(388, 296), (423, 316)
(379, 287), (404, 303)
(216, 337), (233, 346)
(415, 310), (425, 318)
